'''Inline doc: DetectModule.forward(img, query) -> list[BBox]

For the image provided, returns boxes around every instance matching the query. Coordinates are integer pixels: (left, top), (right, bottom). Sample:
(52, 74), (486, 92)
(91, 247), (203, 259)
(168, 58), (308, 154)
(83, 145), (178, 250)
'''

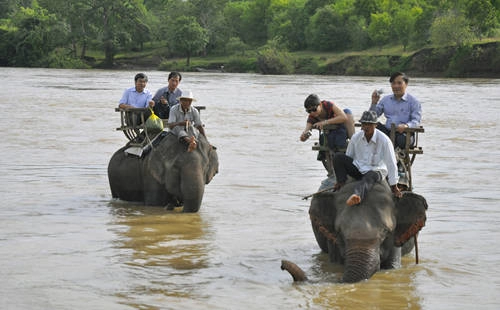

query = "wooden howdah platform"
(115, 106), (206, 157)
(311, 123), (424, 191)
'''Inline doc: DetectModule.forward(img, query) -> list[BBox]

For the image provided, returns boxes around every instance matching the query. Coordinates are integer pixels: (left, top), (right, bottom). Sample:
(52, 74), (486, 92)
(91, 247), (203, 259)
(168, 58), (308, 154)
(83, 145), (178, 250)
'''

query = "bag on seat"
(144, 108), (164, 134)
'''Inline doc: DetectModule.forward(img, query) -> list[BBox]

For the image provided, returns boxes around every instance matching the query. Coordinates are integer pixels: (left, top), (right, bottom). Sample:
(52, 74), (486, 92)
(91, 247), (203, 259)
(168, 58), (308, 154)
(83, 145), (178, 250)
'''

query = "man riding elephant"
(333, 110), (402, 206)
(168, 90), (204, 153)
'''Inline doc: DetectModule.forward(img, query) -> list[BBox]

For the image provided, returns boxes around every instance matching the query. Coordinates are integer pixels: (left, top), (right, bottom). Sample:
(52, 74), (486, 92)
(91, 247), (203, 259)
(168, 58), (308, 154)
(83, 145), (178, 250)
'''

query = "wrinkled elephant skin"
(108, 133), (218, 212)
(306, 181), (428, 283)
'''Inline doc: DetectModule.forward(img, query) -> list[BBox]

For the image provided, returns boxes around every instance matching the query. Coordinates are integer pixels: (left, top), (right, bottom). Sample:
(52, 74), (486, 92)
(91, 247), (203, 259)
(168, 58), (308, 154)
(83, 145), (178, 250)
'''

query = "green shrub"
(224, 56), (257, 72)
(257, 46), (294, 74)
(294, 57), (320, 74)
(42, 49), (91, 69)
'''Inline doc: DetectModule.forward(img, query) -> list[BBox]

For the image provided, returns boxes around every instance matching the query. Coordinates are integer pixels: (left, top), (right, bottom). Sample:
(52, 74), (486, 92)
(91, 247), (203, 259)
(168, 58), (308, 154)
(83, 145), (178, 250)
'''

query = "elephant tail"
(281, 260), (307, 282)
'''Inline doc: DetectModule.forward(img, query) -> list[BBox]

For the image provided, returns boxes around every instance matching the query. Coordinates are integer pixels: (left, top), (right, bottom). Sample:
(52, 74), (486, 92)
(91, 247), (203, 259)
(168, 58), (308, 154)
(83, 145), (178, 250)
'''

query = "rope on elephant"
(395, 216), (426, 265)
(309, 214), (337, 245)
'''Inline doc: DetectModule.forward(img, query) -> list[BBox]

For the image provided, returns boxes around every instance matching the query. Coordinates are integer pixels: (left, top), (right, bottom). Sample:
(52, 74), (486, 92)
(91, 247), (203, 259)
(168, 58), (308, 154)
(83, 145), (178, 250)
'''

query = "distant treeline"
(1, 0), (499, 69)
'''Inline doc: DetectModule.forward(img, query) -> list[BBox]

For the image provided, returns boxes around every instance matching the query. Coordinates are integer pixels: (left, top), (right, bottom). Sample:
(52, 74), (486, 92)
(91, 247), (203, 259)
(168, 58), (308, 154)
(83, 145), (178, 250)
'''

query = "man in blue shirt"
(118, 73), (155, 110)
(370, 72), (421, 149)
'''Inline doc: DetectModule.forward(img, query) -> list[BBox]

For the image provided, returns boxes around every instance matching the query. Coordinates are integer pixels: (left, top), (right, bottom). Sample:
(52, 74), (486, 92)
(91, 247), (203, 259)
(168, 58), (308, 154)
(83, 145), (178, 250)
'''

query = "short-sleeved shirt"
(152, 87), (182, 118)
(168, 104), (203, 138)
(346, 129), (399, 186)
(370, 92), (421, 129)
(307, 100), (338, 124)
(118, 87), (153, 108)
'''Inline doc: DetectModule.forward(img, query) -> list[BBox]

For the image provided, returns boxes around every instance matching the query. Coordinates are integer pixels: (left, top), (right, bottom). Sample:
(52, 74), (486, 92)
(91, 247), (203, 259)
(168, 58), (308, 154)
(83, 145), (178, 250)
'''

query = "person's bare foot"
(346, 194), (361, 206)
(187, 136), (197, 152)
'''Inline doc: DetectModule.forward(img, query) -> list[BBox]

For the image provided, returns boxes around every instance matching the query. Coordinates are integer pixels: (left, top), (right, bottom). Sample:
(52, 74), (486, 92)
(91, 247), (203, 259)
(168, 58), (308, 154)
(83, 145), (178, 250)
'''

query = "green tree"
(463, 0), (498, 37)
(393, 5), (423, 50)
(5, 1), (67, 66)
(95, 0), (150, 67)
(430, 10), (476, 46)
(306, 5), (350, 51)
(267, 0), (308, 51)
(368, 12), (392, 46)
(190, 0), (230, 54)
(257, 38), (294, 74)
(225, 36), (249, 55)
(241, 0), (271, 46)
(169, 16), (208, 66)
(222, 1), (249, 41)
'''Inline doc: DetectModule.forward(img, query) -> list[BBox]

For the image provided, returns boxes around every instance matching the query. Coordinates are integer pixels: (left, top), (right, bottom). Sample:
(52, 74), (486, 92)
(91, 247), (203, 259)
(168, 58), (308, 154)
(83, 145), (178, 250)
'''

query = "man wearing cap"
(333, 111), (402, 206)
(168, 90), (205, 152)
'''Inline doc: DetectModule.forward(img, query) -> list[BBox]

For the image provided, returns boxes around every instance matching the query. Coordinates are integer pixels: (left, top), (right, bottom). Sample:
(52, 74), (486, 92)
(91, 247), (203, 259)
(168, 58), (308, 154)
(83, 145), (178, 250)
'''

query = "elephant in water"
(108, 132), (218, 212)
(282, 181), (428, 283)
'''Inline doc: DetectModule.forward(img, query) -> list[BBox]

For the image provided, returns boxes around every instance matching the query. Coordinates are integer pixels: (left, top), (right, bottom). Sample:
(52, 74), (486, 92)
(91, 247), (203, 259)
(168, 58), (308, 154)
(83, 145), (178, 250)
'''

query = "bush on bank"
(154, 41), (500, 77)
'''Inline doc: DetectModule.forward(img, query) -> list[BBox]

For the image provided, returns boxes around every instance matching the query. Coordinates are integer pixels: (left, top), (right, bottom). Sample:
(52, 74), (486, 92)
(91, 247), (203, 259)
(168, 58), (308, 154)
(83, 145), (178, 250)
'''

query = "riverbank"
(108, 41), (500, 78)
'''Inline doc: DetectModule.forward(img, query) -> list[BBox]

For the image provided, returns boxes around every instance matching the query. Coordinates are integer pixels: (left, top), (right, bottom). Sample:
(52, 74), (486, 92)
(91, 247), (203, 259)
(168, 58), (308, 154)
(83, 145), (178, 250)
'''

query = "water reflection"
(284, 252), (422, 308)
(108, 201), (214, 306)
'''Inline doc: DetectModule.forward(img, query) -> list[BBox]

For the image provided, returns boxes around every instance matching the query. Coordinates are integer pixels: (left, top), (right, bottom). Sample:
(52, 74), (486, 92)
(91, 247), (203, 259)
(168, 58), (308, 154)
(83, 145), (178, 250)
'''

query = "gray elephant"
(108, 132), (218, 212)
(282, 181), (427, 283)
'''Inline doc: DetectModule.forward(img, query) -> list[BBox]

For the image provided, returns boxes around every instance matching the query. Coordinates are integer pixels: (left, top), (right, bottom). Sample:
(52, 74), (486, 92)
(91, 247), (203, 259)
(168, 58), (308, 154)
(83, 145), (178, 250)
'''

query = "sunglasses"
(306, 106), (318, 113)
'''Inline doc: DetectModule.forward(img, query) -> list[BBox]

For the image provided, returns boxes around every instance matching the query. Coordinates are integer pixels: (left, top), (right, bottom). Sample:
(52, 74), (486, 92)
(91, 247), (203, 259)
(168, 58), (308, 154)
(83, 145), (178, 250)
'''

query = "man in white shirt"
(333, 111), (402, 206)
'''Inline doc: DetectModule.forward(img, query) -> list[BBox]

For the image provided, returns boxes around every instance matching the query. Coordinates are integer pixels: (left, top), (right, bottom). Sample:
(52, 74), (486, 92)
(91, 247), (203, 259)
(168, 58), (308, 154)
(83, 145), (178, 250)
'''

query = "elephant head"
(108, 132), (218, 213)
(145, 132), (219, 212)
(284, 181), (428, 283)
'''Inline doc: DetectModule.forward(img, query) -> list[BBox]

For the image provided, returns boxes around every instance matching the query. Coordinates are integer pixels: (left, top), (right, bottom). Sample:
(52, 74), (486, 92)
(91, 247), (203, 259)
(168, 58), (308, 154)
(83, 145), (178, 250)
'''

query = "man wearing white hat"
(168, 90), (205, 152)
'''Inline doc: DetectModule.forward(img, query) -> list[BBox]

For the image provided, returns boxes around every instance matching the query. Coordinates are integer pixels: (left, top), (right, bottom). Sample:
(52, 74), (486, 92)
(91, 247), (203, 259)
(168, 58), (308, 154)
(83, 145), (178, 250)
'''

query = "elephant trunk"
(281, 260), (307, 282)
(342, 243), (380, 283)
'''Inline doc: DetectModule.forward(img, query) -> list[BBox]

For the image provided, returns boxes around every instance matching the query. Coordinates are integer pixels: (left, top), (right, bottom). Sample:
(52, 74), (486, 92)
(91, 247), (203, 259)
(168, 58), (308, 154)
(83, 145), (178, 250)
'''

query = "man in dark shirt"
(152, 71), (182, 119)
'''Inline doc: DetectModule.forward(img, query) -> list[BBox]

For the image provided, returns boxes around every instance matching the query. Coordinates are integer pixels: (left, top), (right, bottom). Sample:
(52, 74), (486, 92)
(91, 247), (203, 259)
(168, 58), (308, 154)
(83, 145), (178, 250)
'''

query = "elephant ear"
(393, 192), (428, 247)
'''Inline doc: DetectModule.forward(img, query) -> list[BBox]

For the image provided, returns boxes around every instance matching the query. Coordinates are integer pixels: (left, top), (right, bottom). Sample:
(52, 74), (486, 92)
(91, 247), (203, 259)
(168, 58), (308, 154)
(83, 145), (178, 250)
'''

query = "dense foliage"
(1, 0), (499, 69)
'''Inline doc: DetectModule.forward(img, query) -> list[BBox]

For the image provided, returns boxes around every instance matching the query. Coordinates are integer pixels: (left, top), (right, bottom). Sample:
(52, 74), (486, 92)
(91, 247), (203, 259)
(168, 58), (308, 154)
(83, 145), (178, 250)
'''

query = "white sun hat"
(177, 90), (197, 101)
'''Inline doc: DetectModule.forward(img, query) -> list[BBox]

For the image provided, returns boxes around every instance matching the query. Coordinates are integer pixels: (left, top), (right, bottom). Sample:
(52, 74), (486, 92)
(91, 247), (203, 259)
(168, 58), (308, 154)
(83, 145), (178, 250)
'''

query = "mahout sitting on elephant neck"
(282, 180), (428, 283)
(108, 132), (218, 212)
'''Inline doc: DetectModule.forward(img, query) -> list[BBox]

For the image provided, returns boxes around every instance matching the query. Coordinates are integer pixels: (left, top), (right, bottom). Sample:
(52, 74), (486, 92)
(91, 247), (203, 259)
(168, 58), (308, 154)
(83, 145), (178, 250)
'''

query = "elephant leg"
(143, 177), (168, 206)
(327, 240), (343, 264)
(380, 238), (401, 269)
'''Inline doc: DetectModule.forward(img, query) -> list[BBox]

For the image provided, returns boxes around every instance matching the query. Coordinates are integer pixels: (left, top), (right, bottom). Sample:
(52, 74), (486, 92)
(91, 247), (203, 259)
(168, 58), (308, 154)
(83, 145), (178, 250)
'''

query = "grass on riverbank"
(86, 37), (500, 77)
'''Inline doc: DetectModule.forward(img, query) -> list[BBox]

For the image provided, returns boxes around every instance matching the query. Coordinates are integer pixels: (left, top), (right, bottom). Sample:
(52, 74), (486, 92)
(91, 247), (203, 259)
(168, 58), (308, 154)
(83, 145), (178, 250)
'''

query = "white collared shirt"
(346, 129), (399, 185)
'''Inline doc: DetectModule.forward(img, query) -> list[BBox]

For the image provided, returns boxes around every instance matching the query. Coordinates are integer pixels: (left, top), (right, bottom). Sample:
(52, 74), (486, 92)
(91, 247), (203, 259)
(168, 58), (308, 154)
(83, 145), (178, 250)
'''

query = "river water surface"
(1, 68), (499, 309)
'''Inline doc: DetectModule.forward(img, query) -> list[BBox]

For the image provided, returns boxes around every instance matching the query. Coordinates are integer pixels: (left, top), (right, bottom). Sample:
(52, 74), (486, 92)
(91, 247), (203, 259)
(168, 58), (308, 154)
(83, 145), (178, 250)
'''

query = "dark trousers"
(333, 153), (382, 200)
(377, 123), (413, 149)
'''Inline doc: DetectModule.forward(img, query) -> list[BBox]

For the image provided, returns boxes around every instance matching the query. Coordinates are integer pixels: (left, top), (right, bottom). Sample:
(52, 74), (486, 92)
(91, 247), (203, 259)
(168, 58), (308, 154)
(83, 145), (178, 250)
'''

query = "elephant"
(282, 180), (428, 283)
(108, 132), (218, 212)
